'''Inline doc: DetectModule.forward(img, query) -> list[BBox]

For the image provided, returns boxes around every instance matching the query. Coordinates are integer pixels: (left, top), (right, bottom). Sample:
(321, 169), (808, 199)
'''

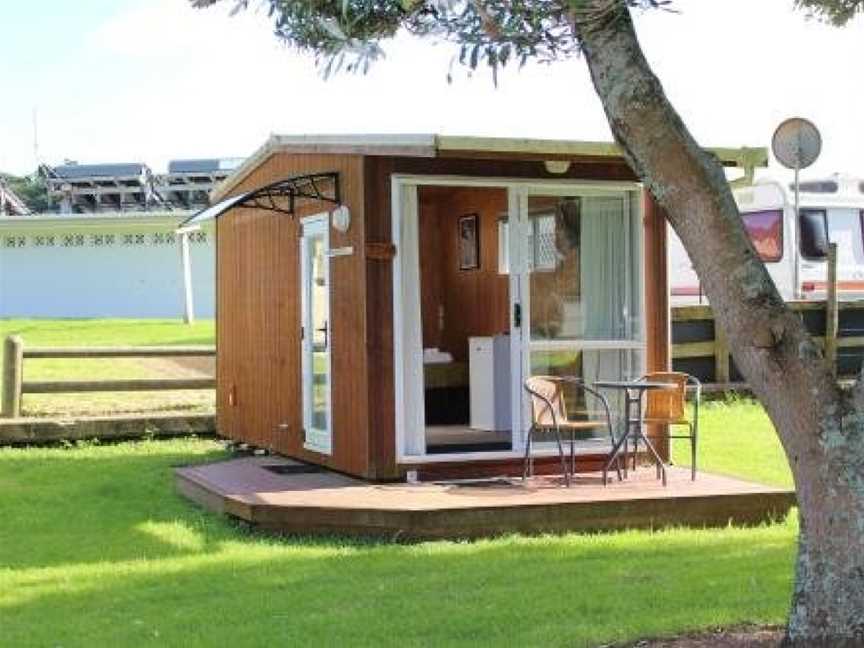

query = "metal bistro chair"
(523, 376), (623, 487)
(637, 372), (701, 480)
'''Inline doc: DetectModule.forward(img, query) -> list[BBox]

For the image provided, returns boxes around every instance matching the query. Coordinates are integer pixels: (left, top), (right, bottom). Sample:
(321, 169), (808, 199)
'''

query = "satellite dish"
(772, 117), (822, 170)
(772, 117), (823, 300)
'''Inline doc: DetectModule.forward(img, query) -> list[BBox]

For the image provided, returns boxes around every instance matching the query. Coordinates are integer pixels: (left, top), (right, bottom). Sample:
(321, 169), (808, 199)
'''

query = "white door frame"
(300, 212), (333, 455)
(391, 174), (643, 464)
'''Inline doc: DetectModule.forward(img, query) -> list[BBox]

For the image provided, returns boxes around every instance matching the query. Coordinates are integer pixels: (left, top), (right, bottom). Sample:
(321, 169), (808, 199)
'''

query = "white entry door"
(300, 214), (332, 455)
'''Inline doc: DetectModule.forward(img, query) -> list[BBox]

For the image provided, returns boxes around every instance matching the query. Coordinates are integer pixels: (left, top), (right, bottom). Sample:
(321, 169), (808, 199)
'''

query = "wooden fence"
(671, 300), (864, 388)
(670, 244), (860, 390)
(1, 336), (215, 418)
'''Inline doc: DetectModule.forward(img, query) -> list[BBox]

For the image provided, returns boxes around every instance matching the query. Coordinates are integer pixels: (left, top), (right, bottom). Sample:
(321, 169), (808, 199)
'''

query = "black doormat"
(262, 463), (325, 475)
(435, 478), (520, 489)
(425, 442), (512, 454)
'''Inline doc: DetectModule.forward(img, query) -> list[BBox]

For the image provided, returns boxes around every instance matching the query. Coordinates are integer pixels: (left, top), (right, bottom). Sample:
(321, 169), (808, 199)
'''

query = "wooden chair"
(639, 372), (701, 480)
(523, 376), (622, 486)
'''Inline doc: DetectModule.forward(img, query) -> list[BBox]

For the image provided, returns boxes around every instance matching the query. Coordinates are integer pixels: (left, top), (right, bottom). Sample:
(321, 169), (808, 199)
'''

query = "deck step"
(175, 456), (796, 540)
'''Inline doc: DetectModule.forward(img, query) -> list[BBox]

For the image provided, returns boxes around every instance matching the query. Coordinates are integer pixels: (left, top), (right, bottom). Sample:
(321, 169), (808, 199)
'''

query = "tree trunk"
(571, 2), (864, 645)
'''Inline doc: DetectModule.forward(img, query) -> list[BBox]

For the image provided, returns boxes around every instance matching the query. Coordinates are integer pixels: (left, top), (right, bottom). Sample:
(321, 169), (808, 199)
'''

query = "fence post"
(714, 319), (730, 385)
(826, 242), (839, 377)
(2, 335), (24, 418)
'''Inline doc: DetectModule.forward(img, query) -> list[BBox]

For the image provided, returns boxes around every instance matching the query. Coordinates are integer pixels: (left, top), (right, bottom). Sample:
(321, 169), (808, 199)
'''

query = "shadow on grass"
(0, 441), (233, 569)
(0, 440), (798, 647)
(2, 525), (796, 646)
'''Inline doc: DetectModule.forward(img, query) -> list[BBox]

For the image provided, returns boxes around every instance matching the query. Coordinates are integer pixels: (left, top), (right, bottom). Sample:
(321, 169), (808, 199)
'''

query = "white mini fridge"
(469, 335), (512, 431)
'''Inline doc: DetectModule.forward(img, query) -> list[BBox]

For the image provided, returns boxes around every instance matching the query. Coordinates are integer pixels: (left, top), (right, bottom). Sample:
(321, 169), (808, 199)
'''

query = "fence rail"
(23, 346), (215, 359)
(1, 336), (215, 418)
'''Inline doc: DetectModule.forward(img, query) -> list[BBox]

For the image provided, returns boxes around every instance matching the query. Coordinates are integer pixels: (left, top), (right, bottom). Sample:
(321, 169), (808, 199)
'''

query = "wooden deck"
(176, 456), (796, 540)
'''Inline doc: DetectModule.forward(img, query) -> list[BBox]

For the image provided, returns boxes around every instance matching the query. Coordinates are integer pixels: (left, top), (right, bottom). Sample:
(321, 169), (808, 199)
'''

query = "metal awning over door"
(178, 172), (340, 231)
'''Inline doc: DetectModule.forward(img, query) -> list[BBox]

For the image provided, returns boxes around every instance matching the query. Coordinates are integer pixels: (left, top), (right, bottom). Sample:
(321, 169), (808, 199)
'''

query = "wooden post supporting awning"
(177, 172), (341, 232)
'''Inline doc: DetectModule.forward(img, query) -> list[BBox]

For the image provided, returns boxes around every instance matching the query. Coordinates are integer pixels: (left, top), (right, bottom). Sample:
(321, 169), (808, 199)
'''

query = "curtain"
(580, 196), (639, 422)
(580, 196), (630, 341)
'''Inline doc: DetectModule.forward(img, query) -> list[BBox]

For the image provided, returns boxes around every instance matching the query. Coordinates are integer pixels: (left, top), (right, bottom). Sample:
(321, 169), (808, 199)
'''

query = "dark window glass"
(799, 209), (829, 260)
(742, 209), (783, 262)
(792, 181), (838, 194)
(860, 211), (864, 253)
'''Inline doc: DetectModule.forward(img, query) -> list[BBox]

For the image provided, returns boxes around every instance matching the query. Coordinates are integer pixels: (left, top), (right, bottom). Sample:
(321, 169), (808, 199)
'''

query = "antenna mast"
(32, 107), (40, 169)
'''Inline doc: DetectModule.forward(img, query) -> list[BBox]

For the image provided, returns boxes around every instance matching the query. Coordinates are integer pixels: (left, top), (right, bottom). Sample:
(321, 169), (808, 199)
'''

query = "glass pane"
(742, 209), (783, 262)
(800, 209), (829, 260)
(524, 193), (644, 441)
(529, 349), (642, 438)
(308, 233), (329, 433)
(528, 194), (642, 342)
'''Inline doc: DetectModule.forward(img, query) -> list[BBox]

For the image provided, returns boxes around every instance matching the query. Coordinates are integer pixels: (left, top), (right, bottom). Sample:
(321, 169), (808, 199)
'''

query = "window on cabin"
(742, 209), (783, 262)
(497, 212), (566, 274)
(799, 208), (829, 260)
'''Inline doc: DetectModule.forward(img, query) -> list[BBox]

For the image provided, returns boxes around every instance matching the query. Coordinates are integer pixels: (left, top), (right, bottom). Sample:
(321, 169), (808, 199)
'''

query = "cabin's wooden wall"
(217, 153), (370, 477)
(418, 186), (510, 361)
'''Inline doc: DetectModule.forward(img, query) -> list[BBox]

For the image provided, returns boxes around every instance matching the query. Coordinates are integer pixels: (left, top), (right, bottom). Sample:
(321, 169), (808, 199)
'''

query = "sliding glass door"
(514, 188), (644, 442)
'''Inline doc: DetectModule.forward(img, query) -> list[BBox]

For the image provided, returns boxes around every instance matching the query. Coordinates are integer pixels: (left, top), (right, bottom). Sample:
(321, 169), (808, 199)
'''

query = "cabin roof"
(213, 133), (769, 201)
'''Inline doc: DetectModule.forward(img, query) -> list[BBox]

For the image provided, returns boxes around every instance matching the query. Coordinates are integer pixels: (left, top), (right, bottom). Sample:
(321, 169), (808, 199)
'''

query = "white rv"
(670, 175), (864, 303)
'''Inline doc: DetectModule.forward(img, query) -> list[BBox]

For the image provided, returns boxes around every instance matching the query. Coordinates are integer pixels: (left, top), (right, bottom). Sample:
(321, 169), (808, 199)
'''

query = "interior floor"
(425, 425), (613, 455)
(425, 425), (511, 454)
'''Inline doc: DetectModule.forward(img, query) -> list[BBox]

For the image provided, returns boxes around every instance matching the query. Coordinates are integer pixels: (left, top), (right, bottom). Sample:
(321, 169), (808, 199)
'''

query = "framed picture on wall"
(458, 213), (480, 270)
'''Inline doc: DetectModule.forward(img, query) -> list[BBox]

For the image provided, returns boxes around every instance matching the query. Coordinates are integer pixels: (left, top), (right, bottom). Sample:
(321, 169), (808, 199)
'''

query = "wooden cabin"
(190, 134), (761, 481)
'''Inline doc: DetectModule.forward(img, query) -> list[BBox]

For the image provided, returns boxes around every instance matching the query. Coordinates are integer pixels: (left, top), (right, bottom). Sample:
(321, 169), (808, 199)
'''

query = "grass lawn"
(0, 319), (215, 347)
(0, 401), (798, 647)
(0, 319), (215, 416)
(671, 397), (793, 489)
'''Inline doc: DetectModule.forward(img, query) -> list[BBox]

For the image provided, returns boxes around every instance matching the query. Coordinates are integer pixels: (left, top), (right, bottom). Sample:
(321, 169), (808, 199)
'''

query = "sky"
(0, 0), (862, 181)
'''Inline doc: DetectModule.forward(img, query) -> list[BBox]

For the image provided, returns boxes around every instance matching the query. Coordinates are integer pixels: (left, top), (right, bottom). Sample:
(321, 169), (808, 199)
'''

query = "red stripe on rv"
(802, 280), (864, 292)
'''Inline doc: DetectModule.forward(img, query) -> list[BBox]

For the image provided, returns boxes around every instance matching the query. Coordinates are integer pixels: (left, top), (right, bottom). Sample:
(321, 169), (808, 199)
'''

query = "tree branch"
(571, 0), (843, 447)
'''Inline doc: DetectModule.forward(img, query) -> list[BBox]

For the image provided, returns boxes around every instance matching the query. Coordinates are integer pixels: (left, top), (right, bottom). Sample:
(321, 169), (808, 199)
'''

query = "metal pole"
(179, 231), (195, 325)
(794, 164), (802, 300)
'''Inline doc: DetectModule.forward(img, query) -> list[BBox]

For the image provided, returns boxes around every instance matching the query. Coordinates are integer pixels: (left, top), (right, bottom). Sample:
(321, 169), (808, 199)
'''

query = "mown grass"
(0, 401), (798, 647)
(671, 396), (793, 489)
(0, 319), (215, 416)
(0, 318), (215, 347)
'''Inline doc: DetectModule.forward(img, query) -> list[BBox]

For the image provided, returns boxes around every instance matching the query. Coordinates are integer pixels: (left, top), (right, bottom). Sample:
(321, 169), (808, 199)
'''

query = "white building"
(0, 211), (214, 318)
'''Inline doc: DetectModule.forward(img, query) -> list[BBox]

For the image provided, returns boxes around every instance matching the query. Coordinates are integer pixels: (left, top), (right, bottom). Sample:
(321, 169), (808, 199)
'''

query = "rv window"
(860, 211), (864, 255)
(792, 180), (838, 194)
(799, 209), (829, 260)
(742, 210), (783, 262)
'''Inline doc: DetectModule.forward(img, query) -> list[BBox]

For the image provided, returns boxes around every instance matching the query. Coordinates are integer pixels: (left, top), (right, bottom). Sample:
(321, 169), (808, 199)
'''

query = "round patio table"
(592, 380), (677, 486)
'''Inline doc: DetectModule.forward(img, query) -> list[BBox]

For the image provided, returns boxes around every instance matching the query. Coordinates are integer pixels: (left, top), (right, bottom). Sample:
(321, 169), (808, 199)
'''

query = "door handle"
(316, 321), (329, 350)
(513, 303), (522, 328)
